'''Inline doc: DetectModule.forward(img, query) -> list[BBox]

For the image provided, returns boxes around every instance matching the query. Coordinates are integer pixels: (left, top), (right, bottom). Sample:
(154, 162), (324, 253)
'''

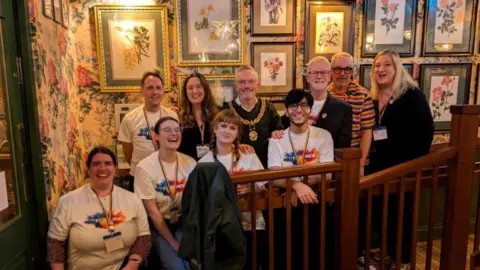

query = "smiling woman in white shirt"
(46, 146), (151, 270)
(134, 117), (197, 270)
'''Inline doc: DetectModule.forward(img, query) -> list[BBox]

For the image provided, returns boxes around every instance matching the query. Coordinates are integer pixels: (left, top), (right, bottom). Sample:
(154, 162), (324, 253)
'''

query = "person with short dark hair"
(134, 117), (196, 270)
(118, 71), (178, 190)
(47, 146), (151, 270)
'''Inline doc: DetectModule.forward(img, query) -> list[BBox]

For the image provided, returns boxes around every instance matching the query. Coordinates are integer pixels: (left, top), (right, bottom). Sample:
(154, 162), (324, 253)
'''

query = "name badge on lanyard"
(196, 144), (210, 159)
(373, 126), (388, 141)
(103, 231), (124, 253)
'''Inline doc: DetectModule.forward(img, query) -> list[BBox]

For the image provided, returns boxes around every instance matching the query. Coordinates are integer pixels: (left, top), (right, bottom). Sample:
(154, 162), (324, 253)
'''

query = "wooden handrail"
(359, 146), (458, 189)
(230, 161), (342, 184)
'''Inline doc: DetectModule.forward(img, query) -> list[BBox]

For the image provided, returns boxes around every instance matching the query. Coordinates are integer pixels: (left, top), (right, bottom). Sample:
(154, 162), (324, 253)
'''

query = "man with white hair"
(327, 52), (375, 176)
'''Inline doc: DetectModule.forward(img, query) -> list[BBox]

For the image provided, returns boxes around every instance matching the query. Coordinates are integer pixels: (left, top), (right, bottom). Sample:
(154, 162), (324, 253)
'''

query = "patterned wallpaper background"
(28, 0), (480, 215)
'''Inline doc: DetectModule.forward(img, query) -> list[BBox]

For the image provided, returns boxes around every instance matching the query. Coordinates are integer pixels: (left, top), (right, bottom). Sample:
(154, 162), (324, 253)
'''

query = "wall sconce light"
(403, 30), (412, 40)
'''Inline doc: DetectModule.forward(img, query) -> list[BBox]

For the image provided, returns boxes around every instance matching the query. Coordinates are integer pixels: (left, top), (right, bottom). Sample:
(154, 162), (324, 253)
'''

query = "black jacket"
(282, 94), (353, 149)
(179, 162), (246, 270)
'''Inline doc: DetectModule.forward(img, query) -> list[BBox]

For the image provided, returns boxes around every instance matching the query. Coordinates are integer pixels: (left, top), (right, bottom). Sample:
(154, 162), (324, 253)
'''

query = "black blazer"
(281, 94), (353, 149)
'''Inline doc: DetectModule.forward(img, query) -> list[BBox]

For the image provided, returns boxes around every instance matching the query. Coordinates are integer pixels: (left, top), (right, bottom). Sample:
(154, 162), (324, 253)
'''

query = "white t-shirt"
(118, 105), (178, 175)
(134, 151), (196, 219)
(268, 126), (334, 171)
(47, 184), (150, 270)
(308, 99), (326, 125)
(198, 151), (266, 231)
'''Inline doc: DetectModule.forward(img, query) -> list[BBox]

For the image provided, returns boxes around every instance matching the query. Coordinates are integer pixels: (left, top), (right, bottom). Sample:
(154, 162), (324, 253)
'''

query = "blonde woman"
(358, 50), (433, 270)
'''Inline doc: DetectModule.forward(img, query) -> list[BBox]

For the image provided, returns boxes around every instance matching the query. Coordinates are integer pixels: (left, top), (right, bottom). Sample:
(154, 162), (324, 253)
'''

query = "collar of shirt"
(235, 97), (257, 112)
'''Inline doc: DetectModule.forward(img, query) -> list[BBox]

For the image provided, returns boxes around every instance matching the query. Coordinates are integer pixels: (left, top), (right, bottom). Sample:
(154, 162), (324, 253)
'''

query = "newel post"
(333, 148), (362, 270)
(440, 105), (480, 270)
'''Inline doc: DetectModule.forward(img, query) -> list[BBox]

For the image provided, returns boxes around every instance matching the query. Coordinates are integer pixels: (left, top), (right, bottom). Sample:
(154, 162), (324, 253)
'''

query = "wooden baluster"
(410, 171), (421, 270)
(380, 183), (389, 270)
(440, 105), (480, 269)
(365, 188), (373, 270)
(333, 148), (361, 270)
(395, 176), (406, 270)
(320, 173), (326, 270)
(303, 175), (309, 270)
(250, 182), (257, 270)
(286, 177), (292, 270)
(474, 183), (480, 251)
(426, 166), (439, 270)
(268, 180), (274, 270)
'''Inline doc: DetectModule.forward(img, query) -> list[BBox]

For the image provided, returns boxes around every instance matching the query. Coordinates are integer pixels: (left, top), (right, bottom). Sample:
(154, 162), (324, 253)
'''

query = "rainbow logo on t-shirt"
(138, 127), (154, 140)
(84, 211), (126, 229)
(283, 149), (319, 165)
(155, 179), (187, 196)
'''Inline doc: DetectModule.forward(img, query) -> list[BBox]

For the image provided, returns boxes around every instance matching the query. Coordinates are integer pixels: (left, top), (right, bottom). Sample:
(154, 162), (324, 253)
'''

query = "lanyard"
(288, 128), (310, 165)
(94, 187), (115, 233)
(198, 122), (205, 144)
(143, 107), (161, 150)
(158, 154), (179, 202)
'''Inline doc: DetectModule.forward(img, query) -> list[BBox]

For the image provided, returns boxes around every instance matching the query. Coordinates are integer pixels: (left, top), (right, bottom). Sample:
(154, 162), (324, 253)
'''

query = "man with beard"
(118, 71), (178, 191)
(224, 65), (282, 168)
(275, 56), (353, 149)
(268, 89), (334, 269)
(327, 52), (374, 176)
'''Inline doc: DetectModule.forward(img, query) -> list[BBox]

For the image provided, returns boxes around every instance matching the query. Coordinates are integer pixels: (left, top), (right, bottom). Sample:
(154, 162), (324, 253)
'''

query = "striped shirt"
(328, 82), (375, 147)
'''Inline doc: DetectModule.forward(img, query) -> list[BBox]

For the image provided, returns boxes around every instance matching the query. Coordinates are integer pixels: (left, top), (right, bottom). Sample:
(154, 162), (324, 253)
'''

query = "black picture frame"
(361, 0), (417, 57)
(419, 63), (472, 131)
(359, 64), (414, 90)
(250, 0), (296, 36)
(422, 0), (477, 56)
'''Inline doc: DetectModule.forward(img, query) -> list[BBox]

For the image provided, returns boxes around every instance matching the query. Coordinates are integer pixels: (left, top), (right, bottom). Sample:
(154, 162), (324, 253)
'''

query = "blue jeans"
(152, 227), (190, 270)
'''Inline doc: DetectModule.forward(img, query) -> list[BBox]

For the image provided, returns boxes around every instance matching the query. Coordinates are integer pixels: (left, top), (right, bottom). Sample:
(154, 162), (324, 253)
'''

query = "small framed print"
(61, 0), (69, 28)
(420, 63), (472, 131)
(359, 64), (413, 90)
(422, 0), (477, 56)
(305, 1), (355, 62)
(53, 0), (62, 24)
(251, 42), (296, 102)
(176, 0), (244, 66)
(251, 0), (296, 36)
(43, 0), (54, 19)
(93, 5), (171, 92)
(176, 74), (237, 105)
(361, 0), (417, 57)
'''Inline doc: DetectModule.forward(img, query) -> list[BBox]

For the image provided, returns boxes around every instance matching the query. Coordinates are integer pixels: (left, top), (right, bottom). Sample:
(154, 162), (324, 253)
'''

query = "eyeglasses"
(287, 102), (311, 111)
(236, 80), (257, 85)
(307, 70), (330, 77)
(332, 67), (353, 74)
(160, 127), (182, 134)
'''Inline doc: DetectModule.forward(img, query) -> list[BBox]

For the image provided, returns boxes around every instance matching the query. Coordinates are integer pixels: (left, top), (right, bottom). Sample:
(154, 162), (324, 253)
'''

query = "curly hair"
(179, 72), (218, 128)
(210, 109), (242, 168)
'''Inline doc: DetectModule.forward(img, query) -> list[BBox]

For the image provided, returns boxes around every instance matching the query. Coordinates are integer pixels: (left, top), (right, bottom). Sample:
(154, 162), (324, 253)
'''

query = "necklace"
(93, 186), (115, 233)
(288, 128), (311, 165)
(228, 98), (266, 141)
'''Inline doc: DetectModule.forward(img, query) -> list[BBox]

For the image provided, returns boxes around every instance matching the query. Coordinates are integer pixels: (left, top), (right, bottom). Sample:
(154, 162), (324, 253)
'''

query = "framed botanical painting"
(176, 74), (237, 105)
(361, 0), (416, 57)
(359, 64), (414, 90)
(53, 0), (62, 24)
(422, 0), (477, 56)
(305, 1), (355, 62)
(176, 0), (244, 66)
(93, 6), (171, 92)
(43, 0), (54, 19)
(420, 64), (472, 131)
(251, 0), (296, 36)
(251, 42), (296, 101)
(61, 0), (69, 28)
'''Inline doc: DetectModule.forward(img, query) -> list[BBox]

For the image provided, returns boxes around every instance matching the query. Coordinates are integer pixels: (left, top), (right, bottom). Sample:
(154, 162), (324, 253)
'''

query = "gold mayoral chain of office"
(228, 98), (266, 142)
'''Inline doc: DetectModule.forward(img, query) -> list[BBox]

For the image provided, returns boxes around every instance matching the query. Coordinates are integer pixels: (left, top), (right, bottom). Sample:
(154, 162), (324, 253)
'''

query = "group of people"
(46, 49), (434, 270)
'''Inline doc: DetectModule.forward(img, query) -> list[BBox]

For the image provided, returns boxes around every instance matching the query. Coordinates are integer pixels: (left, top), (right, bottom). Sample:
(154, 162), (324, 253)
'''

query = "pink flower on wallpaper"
(76, 65), (93, 88)
(28, 0), (37, 22)
(60, 78), (68, 94)
(432, 86), (443, 102)
(48, 59), (57, 85)
(39, 116), (49, 138)
(68, 175), (76, 191)
(69, 113), (77, 129)
(59, 29), (67, 55)
(67, 130), (75, 151)
(56, 165), (66, 189)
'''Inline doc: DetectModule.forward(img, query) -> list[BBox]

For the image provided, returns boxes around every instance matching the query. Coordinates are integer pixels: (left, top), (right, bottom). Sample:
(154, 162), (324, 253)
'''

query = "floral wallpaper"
(28, 0), (480, 216)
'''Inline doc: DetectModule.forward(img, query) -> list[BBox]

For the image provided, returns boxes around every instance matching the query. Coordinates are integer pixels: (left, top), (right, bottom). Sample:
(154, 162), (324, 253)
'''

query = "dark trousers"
(244, 230), (269, 270)
(358, 192), (413, 263)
